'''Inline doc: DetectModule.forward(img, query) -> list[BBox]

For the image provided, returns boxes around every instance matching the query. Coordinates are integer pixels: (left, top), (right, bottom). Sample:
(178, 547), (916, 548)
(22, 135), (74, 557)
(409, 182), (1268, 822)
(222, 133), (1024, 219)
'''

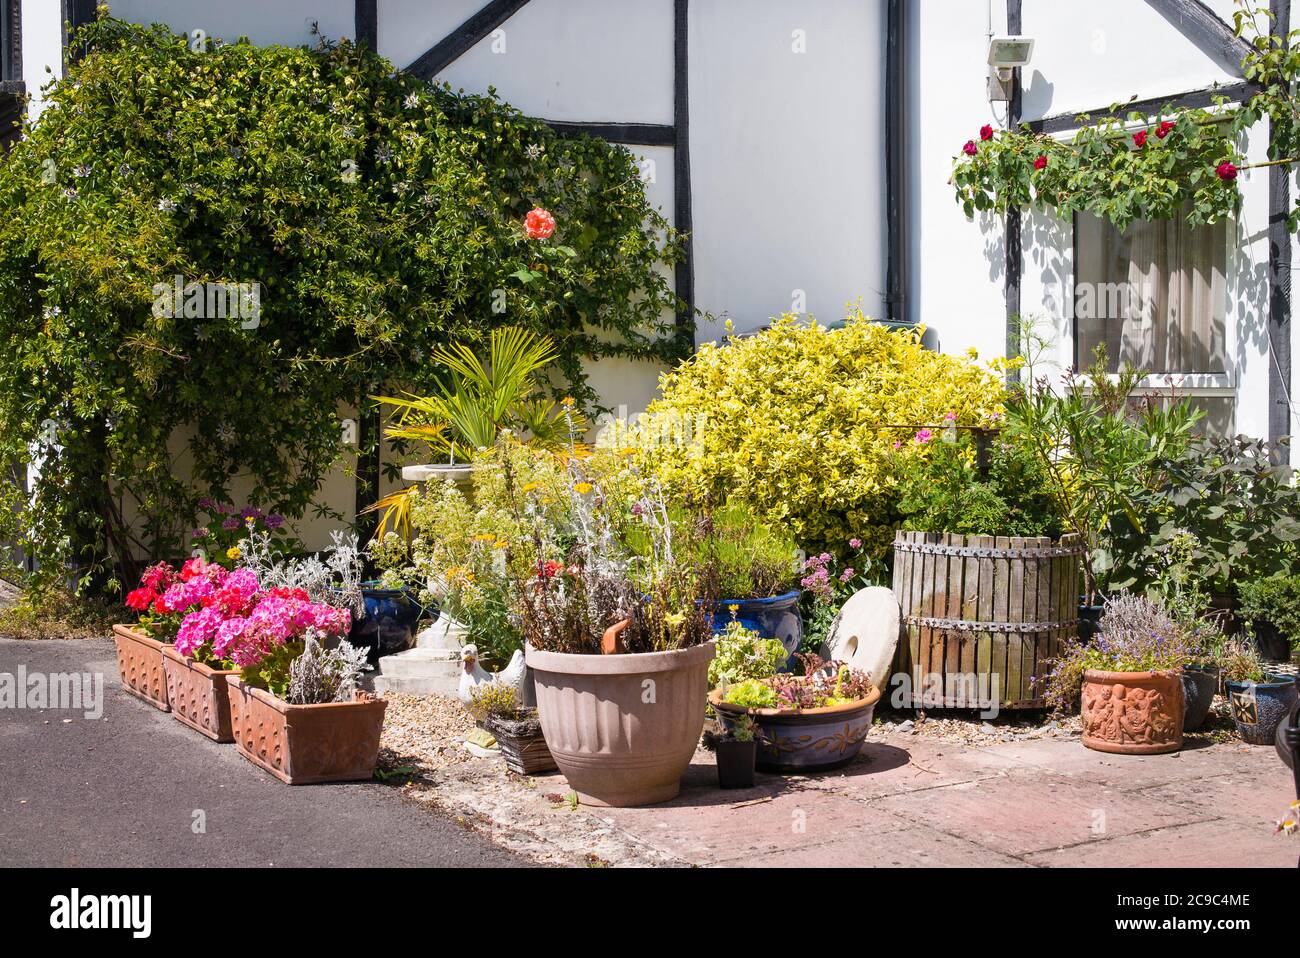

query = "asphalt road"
(0, 637), (528, 868)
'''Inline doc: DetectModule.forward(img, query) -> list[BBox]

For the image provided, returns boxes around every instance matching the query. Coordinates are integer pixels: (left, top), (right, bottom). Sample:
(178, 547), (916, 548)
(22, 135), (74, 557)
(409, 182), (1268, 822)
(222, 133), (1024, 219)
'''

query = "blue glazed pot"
(710, 687), (880, 774)
(713, 591), (802, 664)
(345, 584), (424, 664)
(1180, 665), (1219, 732)
(1226, 674), (1299, 745)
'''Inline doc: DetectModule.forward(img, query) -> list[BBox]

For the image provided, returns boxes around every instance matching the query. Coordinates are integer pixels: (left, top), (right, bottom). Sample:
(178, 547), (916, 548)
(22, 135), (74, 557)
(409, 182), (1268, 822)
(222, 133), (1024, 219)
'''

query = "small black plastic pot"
(715, 738), (757, 789)
(1078, 598), (1106, 644)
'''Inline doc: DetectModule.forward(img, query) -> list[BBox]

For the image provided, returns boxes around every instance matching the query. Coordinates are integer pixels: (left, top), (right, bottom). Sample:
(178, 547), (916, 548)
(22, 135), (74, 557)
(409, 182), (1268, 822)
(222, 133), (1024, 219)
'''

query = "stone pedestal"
(371, 616), (467, 698)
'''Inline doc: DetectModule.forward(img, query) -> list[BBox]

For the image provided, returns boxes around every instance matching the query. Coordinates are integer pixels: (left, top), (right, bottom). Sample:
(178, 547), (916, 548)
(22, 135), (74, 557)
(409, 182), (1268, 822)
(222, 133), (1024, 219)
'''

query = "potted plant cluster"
(711, 653), (879, 773)
(116, 528), (386, 784)
(469, 681), (557, 775)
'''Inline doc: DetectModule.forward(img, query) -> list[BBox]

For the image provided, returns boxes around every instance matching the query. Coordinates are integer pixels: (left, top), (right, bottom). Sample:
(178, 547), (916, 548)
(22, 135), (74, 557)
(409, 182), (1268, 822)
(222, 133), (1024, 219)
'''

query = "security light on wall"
(987, 36), (1034, 102)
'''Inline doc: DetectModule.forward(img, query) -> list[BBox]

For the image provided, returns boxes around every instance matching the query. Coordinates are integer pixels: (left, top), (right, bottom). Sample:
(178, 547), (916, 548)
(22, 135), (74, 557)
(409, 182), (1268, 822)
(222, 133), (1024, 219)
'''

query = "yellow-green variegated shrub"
(634, 310), (1010, 561)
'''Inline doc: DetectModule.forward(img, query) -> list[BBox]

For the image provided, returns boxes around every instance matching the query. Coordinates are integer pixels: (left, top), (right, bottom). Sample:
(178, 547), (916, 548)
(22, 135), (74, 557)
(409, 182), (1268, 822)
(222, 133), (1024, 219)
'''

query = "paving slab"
(1024, 818), (1296, 868)
(1138, 769), (1297, 828)
(975, 736), (1278, 790)
(597, 770), (906, 865)
(742, 822), (1027, 868)
(873, 767), (1212, 858)
(799, 738), (1029, 801)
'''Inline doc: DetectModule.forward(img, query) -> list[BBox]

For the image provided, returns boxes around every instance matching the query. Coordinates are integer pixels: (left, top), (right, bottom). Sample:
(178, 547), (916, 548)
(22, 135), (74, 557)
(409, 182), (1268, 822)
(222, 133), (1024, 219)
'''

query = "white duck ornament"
(457, 644), (527, 706)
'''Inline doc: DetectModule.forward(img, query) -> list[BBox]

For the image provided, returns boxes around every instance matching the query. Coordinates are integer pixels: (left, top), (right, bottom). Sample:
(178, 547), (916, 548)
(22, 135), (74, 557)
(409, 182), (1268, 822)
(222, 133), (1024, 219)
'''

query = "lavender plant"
(1040, 593), (1200, 712)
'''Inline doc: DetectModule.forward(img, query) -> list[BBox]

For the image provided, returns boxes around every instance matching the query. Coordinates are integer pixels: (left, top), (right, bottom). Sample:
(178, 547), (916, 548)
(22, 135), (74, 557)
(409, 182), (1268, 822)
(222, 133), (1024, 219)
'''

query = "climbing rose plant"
(0, 16), (684, 595)
(952, 1), (1300, 232)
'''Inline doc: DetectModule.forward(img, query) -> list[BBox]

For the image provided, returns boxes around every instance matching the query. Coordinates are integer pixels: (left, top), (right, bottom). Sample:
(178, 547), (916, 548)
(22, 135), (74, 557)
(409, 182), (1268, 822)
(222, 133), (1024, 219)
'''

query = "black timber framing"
(1005, 0), (1022, 375)
(1270, 0), (1292, 458)
(60, 0), (95, 64)
(1026, 80), (1256, 135)
(406, 0), (531, 81)
(673, 0), (693, 351)
(1144, 0), (1255, 74)
(546, 121), (675, 148)
(885, 0), (908, 325)
(2, 0), (21, 83)
(354, 0), (377, 50)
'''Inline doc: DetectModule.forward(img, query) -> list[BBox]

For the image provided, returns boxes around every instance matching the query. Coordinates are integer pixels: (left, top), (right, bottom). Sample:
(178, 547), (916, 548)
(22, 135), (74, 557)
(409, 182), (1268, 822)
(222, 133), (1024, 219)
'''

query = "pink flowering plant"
(124, 557), (227, 648)
(123, 551), (353, 686)
(798, 539), (876, 655)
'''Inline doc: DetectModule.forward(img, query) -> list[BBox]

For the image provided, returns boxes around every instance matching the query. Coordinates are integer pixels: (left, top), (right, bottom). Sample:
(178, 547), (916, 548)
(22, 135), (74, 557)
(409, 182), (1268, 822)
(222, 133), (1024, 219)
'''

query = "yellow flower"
(573, 482), (593, 494)
(226, 546), (241, 561)
(472, 533), (495, 542)
(727, 603), (740, 614)
(619, 446), (638, 456)
(493, 540), (508, 550)
(561, 396), (575, 408)
(521, 481), (540, 493)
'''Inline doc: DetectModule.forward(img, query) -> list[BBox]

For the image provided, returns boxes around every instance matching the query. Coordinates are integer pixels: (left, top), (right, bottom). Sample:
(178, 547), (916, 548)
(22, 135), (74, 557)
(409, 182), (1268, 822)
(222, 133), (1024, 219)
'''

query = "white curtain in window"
(1088, 206), (1227, 374)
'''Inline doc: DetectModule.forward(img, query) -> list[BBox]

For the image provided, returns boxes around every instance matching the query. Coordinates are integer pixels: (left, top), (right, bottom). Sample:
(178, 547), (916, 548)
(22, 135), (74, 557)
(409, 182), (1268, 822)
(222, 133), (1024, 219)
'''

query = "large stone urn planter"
(711, 688), (881, 773)
(225, 676), (387, 785)
(161, 644), (237, 742)
(112, 624), (170, 712)
(525, 641), (716, 807)
(1080, 669), (1184, 755)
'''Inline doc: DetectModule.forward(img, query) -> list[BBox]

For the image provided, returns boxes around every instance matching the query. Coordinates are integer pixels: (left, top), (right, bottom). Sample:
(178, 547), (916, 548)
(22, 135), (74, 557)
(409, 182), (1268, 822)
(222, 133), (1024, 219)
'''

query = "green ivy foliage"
(0, 17), (684, 593)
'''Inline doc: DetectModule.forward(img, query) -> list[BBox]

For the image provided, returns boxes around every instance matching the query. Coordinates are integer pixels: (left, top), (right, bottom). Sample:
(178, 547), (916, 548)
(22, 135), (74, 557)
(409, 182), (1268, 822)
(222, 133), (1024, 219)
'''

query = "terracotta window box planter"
(224, 676), (387, 785)
(710, 687), (881, 773)
(161, 644), (237, 742)
(112, 624), (170, 712)
(1080, 669), (1184, 755)
(526, 640), (716, 807)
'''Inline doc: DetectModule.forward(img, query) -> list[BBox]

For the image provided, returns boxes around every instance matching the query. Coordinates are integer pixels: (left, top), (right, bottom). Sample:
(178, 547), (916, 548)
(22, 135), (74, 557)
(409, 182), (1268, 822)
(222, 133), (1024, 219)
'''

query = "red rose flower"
(524, 207), (556, 240)
(980, 124), (994, 141)
(1216, 161), (1238, 181)
(125, 588), (156, 612)
(1133, 130), (1148, 148)
(1156, 120), (1175, 140)
(1033, 155), (1048, 170)
(962, 140), (978, 157)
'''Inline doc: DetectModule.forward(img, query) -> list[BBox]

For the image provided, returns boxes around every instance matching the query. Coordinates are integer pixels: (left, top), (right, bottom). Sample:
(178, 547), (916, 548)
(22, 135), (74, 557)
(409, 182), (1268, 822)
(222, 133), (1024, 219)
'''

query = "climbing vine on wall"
(0, 16), (685, 594)
(951, 1), (1300, 232)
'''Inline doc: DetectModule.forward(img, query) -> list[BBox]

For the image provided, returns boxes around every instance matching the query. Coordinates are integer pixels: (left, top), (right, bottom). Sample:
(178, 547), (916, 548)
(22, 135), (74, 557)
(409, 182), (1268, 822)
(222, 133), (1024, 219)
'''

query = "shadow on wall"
(1020, 69), (1056, 124)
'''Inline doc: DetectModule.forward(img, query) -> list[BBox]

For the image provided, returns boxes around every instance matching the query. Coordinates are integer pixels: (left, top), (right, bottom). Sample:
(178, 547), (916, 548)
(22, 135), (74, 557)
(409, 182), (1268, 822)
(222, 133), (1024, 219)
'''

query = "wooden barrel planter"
(890, 531), (1083, 710)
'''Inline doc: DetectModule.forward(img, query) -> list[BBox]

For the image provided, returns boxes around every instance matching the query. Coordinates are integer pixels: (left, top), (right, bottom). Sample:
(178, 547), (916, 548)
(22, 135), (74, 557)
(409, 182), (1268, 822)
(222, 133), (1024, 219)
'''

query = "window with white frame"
(1074, 205), (1234, 435)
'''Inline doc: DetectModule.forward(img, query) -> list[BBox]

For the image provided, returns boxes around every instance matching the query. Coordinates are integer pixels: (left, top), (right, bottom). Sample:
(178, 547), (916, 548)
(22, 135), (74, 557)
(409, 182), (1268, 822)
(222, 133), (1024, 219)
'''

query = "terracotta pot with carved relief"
(1080, 669), (1184, 755)
(112, 624), (170, 712)
(225, 676), (387, 784)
